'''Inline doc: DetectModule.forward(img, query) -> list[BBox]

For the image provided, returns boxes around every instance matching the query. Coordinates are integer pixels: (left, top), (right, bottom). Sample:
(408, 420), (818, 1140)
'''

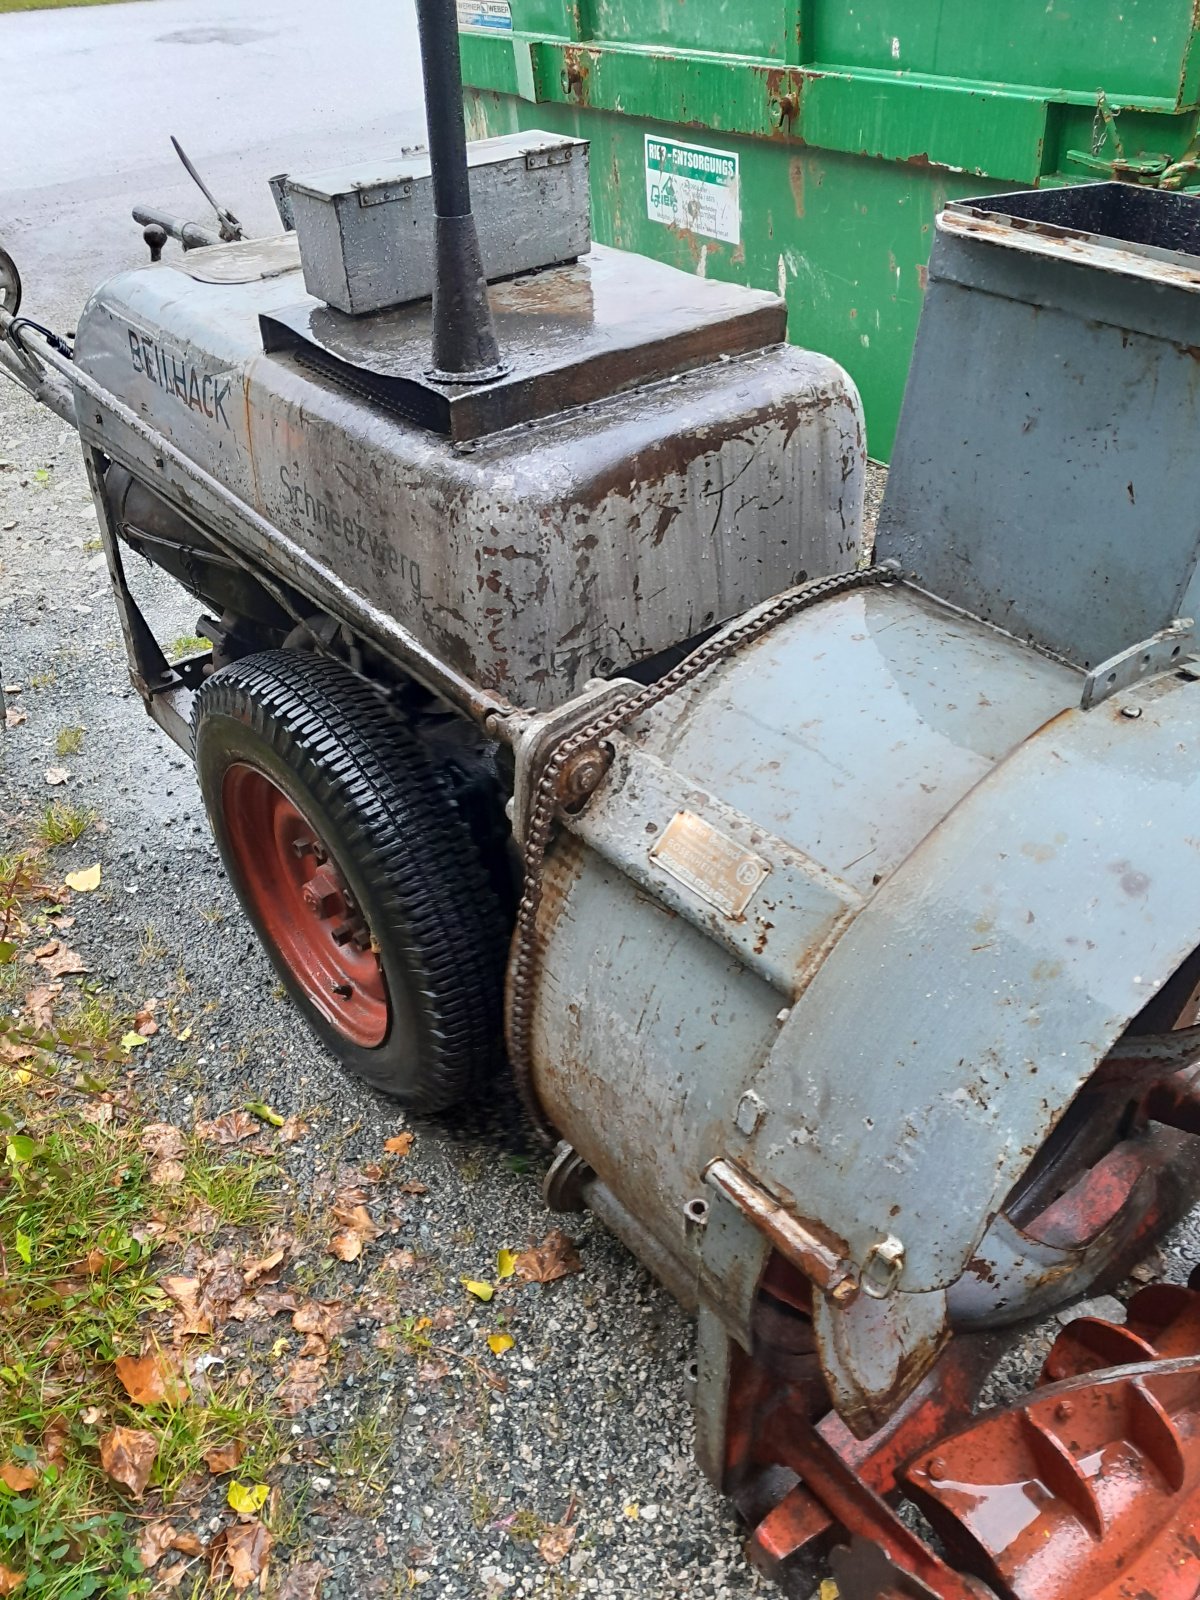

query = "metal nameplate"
(650, 810), (769, 920)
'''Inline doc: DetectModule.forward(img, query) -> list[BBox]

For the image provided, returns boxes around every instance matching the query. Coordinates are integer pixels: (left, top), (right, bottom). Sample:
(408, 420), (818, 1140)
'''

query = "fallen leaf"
(496, 1248), (517, 1280)
(152, 1559), (189, 1590)
(278, 1358), (325, 1415)
(205, 1440), (244, 1474)
(245, 1099), (284, 1128)
(24, 984), (61, 1030)
(64, 863), (101, 893)
(277, 1562), (327, 1600)
(328, 1231), (362, 1263)
(46, 913), (74, 930)
(98, 1425), (157, 1497)
(171, 1532), (203, 1556)
(0, 1565), (24, 1596)
(211, 1519), (273, 1591)
(141, 1123), (185, 1160)
(31, 942), (87, 979)
(417, 1356), (449, 1383)
(41, 1416), (69, 1466)
(44, 767), (70, 787)
(538, 1522), (576, 1566)
(277, 1115), (308, 1144)
(0, 1463), (37, 1492)
(227, 1480), (270, 1515)
(462, 1279), (494, 1303)
(331, 1200), (382, 1242)
(138, 1521), (179, 1571)
(291, 1301), (350, 1341)
(0, 1038), (33, 1067)
(150, 1158), (185, 1187)
(487, 1333), (515, 1356)
(81, 1099), (115, 1127)
(120, 1031), (148, 1052)
(242, 1247), (286, 1288)
(398, 1180), (428, 1195)
(135, 1009), (159, 1037)
(229, 1288), (297, 1323)
(380, 1248), (417, 1274)
(430, 1306), (456, 1331)
(514, 1229), (583, 1285)
(195, 1110), (257, 1146)
(383, 1131), (413, 1157)
(297, 1333), (328, 1363)
(115, 1350), (181, 1406)
(5, 708), (26, 729)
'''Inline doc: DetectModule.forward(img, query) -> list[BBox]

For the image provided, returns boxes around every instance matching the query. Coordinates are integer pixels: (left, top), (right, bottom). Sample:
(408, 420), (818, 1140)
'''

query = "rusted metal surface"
(705, 1160), (858, 1306)
(70, 242), (864, 709)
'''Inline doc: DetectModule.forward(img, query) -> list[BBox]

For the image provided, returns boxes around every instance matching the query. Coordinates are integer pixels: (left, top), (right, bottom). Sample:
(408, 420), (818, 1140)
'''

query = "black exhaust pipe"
(415, 0), (506, 382)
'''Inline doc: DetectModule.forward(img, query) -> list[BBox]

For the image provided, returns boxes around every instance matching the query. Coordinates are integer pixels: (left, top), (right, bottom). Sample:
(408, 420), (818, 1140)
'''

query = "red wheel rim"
(221, 764), (390, 1048)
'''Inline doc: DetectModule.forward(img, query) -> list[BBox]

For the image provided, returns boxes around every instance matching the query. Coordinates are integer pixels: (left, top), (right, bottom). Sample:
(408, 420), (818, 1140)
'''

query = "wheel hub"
(221, 763), (390, 1048)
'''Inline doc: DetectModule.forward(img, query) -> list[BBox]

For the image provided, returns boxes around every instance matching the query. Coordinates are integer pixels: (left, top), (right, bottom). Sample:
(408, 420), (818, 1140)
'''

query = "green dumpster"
(459, 1), (1200, 457)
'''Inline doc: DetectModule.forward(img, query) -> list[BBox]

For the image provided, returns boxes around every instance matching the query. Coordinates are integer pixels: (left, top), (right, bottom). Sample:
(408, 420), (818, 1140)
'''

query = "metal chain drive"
(506, 562), (897, 1138)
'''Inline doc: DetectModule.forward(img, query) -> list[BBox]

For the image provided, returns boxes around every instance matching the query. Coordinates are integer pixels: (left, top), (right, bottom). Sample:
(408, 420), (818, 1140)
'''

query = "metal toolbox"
(287, 130), (590, 315)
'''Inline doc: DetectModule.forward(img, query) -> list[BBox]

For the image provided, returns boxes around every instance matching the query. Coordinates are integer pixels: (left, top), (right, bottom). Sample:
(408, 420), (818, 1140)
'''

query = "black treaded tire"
(192, 650), (506, 1110)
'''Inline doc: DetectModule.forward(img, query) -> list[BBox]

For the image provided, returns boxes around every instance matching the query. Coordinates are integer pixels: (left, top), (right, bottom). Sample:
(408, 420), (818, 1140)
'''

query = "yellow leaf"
(624, 1502), (639, 1520)
(462, 1279), (494, 1303)
(496, 1248), (517, 1280)
(487, 1333), (514, 1356)
(64, 864), (101, 893)
(819, 1584), (840, 1600)
(177, 1026), (192, 1042)
(270, 1335), (290, 1359)
(226, 1480), (270, 1515)
(120, 1032), (148, 1051)
(413, 1317), (432, 1333)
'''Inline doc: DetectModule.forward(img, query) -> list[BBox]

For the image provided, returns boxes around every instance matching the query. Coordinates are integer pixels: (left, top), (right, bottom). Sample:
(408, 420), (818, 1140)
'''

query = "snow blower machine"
(5, 3), (1200, 1594)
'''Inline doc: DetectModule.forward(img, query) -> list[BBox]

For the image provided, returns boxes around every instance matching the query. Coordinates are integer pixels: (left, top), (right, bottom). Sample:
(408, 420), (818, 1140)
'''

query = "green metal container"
(459, 0), (1200, 457)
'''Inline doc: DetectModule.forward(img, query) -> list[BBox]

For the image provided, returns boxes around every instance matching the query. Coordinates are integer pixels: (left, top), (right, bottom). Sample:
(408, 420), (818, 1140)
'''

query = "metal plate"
(650, 810), (770, 920)
(181, 235), (302, 285)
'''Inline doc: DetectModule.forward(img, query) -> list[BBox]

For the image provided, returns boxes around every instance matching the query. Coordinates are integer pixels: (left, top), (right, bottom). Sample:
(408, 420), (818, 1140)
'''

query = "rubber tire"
(192, 650), (505, 1111)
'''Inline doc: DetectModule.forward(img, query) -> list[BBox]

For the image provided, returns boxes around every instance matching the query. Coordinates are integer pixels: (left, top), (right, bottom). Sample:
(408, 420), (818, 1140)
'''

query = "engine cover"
(72, 235), (864, 708)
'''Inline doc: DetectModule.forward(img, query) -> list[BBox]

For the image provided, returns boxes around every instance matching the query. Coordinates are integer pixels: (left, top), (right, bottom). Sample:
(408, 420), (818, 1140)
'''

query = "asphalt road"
(2, 0), (425, 323)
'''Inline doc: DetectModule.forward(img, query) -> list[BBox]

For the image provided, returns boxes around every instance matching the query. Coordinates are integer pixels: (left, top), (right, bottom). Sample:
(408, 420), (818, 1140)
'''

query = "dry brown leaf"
(417, 1357), (449, 1384)
(381, 1248), (417, 1274)
(515, 1228), (583, 1285)
(291, 1300), (350, 1341)
(242, 1247), (286, 1288)
(46, 913), (74, 930)
(331, 1201), (383, 1242)
(204, 1440), (244, 1475)
(170, 1532), (203, 1556)
(383, 1131), (413, 1157)
(135, 1007), (159, 1036)
(327, 1231), (362, 1263)
(81, 1100), (115, 1128)
(211, 1519), (273, 1591)
(151, 1560), (188, 1592)
(140, 1125), (184, 1162)
(24, 983), (61, 1031)
(0, 1038), (33, 1067)
(44, 767), (70, 787)
(98, 1425), (157, 1497)
(0, 1564), (25, 1595)
(194, 1110), (257, 1146)
(277, 1357), (326, 1416)
(150, 1158), (186, 1188)
(297, 1333), (328, 1364)
(114, 1350), (181, 1406)
(42, 1415), (69, 1466)
(430, 1306), (456, 1332)
(229, 1288), (297, 1323)
(277, 1562), (326, 1600)
(138, 1521), (178, 1571)
(539, 1522), (577, 1566)
(277, 1115), (309, 1144)
(0, 1463), (37, 1492)
(5, 707), (26, 729)
(30, 942), (88, 979)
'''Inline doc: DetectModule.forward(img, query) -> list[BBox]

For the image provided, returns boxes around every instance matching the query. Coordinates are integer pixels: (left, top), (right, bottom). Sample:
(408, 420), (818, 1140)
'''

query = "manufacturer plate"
(650, 810), (769, 920)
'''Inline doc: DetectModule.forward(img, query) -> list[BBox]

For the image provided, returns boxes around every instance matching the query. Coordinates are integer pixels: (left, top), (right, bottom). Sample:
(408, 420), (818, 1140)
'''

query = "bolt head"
(735, 1091), (765, 1136)
(928, 1456), (948, 1482)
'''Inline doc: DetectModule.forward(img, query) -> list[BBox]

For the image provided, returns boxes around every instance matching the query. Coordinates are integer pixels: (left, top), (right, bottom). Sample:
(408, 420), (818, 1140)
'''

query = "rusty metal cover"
(259, 243), (787, 440)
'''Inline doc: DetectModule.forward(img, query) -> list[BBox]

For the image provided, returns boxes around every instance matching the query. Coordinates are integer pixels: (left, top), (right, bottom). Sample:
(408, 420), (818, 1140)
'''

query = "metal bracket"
(1080, 618), (1195, 709)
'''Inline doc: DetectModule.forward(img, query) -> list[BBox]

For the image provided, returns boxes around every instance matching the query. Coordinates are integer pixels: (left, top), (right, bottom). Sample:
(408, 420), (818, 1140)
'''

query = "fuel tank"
(71, 234), (864, 708)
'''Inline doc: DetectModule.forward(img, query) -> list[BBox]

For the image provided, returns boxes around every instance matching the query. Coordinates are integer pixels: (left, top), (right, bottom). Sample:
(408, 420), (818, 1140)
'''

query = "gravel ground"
(0, 384), (769, 1595)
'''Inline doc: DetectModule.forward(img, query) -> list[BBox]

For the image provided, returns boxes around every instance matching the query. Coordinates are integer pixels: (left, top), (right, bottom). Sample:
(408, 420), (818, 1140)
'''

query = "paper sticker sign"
(457, 0), (513, 29)
(645, 136), (741, 246)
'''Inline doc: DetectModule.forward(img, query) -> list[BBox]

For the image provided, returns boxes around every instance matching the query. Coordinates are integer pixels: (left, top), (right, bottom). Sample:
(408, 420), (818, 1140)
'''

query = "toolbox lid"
(286, 132), (586, 205)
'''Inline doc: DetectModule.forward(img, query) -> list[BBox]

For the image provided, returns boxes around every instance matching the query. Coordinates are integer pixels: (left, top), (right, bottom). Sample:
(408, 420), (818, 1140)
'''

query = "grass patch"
(167, 635), (208, 662)
(36, 802), (95, 848)
(54, 727), (84, 758)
